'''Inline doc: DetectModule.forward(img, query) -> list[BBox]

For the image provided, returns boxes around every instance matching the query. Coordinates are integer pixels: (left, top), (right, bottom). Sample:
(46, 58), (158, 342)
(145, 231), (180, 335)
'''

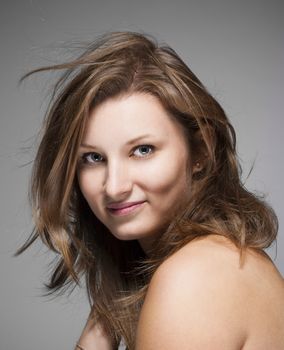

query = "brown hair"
(18, 31), (278, 349)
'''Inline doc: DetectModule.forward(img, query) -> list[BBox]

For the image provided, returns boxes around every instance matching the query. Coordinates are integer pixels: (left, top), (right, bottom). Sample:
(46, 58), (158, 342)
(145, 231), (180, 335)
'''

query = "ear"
(192, 160), (204, 174)
(190, 126), (212, 177)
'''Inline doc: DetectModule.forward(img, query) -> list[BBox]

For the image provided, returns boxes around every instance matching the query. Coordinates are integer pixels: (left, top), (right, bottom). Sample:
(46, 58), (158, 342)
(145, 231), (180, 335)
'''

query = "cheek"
(139, 153), (190, 197)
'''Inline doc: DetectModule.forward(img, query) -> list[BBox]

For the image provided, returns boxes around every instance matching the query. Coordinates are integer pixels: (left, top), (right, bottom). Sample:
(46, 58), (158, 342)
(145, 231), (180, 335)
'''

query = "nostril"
(104, 179), (133, 201)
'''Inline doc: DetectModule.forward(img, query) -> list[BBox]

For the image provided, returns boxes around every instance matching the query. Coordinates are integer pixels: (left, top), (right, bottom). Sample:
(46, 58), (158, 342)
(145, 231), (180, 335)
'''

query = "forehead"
(83, 93), (186, 144)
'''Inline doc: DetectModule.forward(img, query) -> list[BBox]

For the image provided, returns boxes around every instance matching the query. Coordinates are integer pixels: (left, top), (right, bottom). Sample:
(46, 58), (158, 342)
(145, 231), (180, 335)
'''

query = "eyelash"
(80, 152), (104, 165)
(79, 144), (155, 166)
(132, 144), (154, 158)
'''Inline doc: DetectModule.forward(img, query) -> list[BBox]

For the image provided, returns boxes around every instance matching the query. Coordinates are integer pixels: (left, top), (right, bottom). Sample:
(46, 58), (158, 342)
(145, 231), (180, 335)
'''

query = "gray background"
(1, 0), (283, 349)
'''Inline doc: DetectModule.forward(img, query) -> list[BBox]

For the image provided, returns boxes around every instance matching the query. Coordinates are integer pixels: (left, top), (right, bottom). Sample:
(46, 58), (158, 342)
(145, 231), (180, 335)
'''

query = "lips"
(106, 201), (146, 216)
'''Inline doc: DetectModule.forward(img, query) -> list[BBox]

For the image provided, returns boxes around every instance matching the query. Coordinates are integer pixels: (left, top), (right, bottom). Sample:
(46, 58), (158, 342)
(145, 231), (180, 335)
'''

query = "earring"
(195, 161), (201, 170)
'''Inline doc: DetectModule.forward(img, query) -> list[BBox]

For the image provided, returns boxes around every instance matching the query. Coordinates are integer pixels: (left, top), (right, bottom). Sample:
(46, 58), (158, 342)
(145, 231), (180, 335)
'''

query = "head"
(29, 31), (237, 258)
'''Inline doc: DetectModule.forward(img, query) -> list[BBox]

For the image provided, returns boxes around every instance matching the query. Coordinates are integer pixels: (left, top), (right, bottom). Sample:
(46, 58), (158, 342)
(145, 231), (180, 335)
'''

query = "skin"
(77, 92), (195, 254)
(135, 234), (284, 349)
(76, 318), (113, 350)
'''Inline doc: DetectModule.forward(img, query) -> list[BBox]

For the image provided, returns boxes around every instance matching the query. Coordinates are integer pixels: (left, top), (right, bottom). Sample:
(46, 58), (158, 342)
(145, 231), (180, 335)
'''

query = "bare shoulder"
(147, 234), (284, 297)
(135, 235), (284, 349)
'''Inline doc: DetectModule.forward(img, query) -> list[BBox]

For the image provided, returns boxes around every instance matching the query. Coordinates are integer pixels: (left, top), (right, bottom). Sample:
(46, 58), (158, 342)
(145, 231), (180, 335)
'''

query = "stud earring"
(195, 161), (201, 169)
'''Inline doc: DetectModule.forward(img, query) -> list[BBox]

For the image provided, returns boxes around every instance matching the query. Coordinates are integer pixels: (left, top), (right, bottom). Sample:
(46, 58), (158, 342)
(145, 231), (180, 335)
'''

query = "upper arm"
(135, 246), (248, 350)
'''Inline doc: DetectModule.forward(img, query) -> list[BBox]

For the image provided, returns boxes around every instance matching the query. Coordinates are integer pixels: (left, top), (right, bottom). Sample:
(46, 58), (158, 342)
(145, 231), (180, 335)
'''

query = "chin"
(110, 229), (148, 241)
(108, 221), (163, 243)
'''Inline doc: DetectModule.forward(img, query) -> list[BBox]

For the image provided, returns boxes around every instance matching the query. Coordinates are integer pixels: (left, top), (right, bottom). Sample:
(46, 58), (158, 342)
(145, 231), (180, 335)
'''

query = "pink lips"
(107, 201), (145, 216)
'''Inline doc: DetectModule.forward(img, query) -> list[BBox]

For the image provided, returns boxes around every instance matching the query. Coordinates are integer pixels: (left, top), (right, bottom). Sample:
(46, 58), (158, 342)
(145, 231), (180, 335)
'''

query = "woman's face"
(77, 93), (192, 253)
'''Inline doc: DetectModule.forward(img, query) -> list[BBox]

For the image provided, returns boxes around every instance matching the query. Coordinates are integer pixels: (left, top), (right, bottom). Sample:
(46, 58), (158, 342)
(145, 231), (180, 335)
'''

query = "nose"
(104, 160), (132, 201)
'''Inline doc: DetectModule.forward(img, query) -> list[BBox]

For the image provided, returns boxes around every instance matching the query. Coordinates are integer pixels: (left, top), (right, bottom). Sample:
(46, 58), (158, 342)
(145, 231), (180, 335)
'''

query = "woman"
(18, 32), (284, 349)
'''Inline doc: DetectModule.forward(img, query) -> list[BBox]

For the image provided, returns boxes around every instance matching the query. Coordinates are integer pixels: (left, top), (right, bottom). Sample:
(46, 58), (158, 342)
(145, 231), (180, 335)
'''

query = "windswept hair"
(17, 31), (278, 349)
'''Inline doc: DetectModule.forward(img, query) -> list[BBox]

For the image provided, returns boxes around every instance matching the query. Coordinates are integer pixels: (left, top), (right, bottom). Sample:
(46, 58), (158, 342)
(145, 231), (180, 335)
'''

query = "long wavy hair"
(17, 31), (278, 349)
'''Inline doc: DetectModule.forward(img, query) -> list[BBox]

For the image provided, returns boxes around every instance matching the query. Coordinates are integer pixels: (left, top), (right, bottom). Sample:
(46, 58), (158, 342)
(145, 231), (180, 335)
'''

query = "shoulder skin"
(135, 235), (284, 350)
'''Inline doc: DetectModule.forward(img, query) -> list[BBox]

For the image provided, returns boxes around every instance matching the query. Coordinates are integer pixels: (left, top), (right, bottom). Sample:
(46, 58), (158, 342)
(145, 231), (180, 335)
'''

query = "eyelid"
(132, 144), (155, 157)
(78, 144), (155, 166)
(79, 151), (104, 165)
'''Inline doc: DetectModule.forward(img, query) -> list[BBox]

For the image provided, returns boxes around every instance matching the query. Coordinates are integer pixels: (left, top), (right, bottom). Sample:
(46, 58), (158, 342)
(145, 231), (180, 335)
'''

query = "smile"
(106, 201), (146, 216)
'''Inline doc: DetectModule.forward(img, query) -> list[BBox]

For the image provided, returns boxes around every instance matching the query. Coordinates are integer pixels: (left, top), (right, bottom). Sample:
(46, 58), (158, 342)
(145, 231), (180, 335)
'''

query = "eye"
(132, 145), (154, 158)
(81, 152), (104, 164)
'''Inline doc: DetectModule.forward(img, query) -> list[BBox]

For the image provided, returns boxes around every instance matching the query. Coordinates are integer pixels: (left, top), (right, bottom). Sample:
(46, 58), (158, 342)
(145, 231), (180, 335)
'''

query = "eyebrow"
(80, 134), (155, 149)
